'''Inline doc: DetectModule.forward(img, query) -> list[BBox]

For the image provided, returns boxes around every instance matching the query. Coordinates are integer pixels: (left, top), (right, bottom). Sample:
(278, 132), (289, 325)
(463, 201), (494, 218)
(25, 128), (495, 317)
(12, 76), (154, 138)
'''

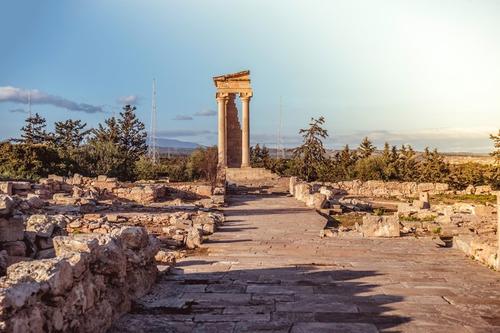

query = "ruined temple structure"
(213, 70), (252, 168)
(213, 70), (280, 187)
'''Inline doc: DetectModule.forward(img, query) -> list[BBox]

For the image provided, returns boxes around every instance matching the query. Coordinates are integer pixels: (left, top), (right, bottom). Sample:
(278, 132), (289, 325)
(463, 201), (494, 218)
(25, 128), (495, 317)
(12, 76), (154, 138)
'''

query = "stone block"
(0, 217), (24, 242)
(2, 241), (26, 256)
(362, 215), (400, 237)
(289, 177), (298, 195)
(308, 193), (327, 209)
(413, 199), (430, 210)
(11, 181), (31, 191)
(27, 194), (45, 209)
(0, 182), (13, 195)
(0, 195), (14, 216)
(294, 183), (311, 202)
(475, 185), (492, 195)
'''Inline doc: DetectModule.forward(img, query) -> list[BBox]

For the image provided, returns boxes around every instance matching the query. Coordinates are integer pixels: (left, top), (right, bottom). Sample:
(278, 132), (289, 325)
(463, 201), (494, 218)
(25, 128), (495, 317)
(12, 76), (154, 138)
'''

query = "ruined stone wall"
(225, 93), (242, 168)
(289, 179), (494, 199)
(0, 227), (159, 333)
(165, 183), (212, 199)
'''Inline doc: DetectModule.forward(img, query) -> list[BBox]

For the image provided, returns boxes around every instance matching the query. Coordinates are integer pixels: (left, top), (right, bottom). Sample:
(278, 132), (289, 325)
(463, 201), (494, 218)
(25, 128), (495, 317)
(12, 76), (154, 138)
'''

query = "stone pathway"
(110, 194), (500, 333)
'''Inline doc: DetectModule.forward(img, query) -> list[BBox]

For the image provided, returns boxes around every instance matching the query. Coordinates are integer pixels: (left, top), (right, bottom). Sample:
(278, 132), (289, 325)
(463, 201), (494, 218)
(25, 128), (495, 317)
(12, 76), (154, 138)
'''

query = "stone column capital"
(239, 92), (253, 101)
(216, 92), (229, 101)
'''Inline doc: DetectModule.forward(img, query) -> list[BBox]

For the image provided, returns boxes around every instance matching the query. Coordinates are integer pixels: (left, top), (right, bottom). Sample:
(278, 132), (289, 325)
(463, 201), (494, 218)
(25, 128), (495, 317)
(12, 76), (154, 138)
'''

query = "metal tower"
(276, 96), (285, 159)
(148, 79), (159, 163)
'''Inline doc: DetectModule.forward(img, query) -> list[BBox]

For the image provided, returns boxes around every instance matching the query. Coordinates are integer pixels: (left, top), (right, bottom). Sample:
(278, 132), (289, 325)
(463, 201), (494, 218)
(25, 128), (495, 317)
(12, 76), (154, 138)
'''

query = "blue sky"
(1, 0), (499, 152)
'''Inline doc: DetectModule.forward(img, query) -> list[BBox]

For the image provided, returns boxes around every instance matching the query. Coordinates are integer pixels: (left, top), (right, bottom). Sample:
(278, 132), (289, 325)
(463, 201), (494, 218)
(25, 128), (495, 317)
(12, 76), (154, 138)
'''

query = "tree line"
(252, 117), (500, 190)
(0, 106), (218, 183)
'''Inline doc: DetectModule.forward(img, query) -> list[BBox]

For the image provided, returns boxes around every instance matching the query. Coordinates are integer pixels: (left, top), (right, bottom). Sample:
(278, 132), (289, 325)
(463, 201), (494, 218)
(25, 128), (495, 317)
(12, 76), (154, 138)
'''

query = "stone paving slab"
(110, 194), (500, 332)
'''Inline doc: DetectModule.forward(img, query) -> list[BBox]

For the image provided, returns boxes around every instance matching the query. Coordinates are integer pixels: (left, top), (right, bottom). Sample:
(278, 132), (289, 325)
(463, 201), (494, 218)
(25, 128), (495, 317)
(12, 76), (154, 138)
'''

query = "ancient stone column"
(241, 94), (251, 168)
(217, 94), (228, 166)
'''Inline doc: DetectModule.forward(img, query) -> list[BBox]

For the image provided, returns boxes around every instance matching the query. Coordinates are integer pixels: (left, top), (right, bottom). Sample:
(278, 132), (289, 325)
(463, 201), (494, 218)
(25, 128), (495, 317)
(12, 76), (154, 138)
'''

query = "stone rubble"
(291, 178), (499, 270)
(0, 226), (159, 333)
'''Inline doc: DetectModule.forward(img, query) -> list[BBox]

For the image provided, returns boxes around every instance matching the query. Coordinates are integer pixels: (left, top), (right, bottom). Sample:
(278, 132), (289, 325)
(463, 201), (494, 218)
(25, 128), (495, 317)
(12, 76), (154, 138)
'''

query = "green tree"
(80, 140), (126, 178)
(0, 142), (60, 180)
(418, 148), (449, 183)
(489, 130), (500, 189)
(338, 144), (357, 180)
(490, 130), (500, 163)
(134, 155), (161, 180)
(19, 113), (50, 144)
(54, 119), (90, 148)
(354, 156), (386, 181)
(87, 105), (147, 180)
(358, 137), (376, 159)
(92, 116), (120, 143)
(117, 105), (147, 162)
(186, 146), (218, 188)
(250, 144), (271, 168)
(292, 116), (328, 181)
(381, 142), (399, 180)
(397, 145), (418, 181)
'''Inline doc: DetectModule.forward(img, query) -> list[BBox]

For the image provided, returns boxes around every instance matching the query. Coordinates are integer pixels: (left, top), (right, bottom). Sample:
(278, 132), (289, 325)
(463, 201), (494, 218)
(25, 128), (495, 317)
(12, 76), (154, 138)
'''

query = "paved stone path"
(111, 194), (500, 332)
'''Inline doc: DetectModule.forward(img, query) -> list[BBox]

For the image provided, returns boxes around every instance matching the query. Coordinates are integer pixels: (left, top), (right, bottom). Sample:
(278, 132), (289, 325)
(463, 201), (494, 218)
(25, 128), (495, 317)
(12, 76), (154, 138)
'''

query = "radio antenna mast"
(277, 96), (285, 159)
(148, 79), (159, 164)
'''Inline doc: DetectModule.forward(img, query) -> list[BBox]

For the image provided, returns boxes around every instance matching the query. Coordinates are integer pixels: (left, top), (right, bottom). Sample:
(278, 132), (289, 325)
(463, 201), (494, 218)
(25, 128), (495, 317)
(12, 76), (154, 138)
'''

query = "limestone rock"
(308, 193), (327, 209)
(2, 241), (26, 257)
(26, 194), (45, 209)
(0, 182), (13, 195)
(0, 195), (14, 216)
(118, 226), (149, 250)
(155, 250), (176, 265)
(26, 215), (55, 237)
(362, 215), (400, 237)
(185, 227), (202, 249)
(0, 217), (24, 242)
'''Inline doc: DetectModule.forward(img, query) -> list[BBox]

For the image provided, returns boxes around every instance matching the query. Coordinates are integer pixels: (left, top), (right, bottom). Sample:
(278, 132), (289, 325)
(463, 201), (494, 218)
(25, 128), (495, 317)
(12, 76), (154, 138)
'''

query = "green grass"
(430, 194), (496, 205)
(335, 214), (364, 227)
(399, 214), (437, 222)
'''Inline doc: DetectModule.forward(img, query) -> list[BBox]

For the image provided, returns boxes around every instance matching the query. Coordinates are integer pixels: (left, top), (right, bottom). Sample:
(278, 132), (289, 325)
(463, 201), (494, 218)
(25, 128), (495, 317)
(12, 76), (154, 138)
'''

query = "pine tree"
(418, 147), (449, 183)
(381, 142), (398, 180)
(489, 130), (500, 189)
(358, 137), (376, 159)
(292, 116), (328, 181)
(92, 117), (120, 143)
(19, 113), (50, 144)
(54, 119), (90, 148)
(397, 145), (417, 181)
(118, 105), (147, 161)
(339, 144), (356, 179)
(490, 130), (500, 163)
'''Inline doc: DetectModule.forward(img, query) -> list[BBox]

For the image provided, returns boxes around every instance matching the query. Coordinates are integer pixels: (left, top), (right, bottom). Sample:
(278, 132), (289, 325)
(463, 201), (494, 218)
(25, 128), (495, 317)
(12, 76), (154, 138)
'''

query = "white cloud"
(117, 95), (139, 105)
(173, 115), (193, 120)
(194, 109), (216, 117)
(0, 86), (104, 113)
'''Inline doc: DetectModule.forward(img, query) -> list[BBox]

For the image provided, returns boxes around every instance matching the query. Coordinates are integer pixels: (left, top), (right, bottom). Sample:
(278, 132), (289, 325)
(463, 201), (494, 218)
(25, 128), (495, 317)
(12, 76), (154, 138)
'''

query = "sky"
(1, 0), (499, 152)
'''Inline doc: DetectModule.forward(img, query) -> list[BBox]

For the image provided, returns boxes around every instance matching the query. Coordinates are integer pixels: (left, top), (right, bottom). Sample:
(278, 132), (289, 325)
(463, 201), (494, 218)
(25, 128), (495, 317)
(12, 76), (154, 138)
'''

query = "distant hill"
(157, 138), (201, 149)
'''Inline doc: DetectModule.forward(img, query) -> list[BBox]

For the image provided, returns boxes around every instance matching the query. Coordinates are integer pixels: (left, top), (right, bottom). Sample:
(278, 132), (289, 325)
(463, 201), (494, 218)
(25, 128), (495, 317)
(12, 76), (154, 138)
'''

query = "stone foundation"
(0, 226), (159, 333)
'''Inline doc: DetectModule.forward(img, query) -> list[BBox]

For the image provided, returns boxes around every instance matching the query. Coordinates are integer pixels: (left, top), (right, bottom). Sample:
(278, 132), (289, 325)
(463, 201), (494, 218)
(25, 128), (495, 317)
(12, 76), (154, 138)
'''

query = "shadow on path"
(110, 262), (410, 333)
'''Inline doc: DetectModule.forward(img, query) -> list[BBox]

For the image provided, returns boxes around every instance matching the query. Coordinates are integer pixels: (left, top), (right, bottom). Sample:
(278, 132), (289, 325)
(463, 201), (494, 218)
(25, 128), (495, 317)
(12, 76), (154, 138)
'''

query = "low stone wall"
(454, 235), (499, 270)
(0, 226), (159, 333)
(290, 178), (494, 199)
(165, 183), (212, 199)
